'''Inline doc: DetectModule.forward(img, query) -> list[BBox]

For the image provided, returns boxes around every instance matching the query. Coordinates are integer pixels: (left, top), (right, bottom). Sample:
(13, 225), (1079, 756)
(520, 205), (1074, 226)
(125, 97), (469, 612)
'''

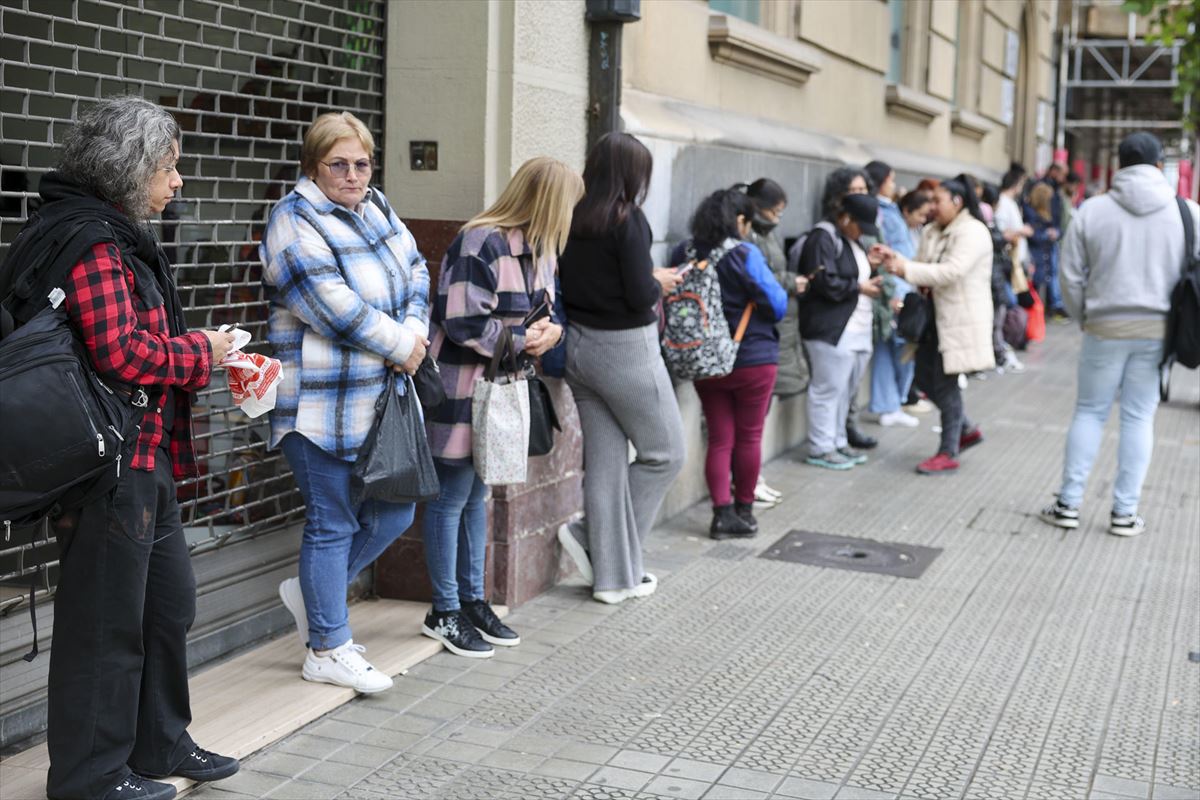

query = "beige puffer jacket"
(904, 210), (996, 375)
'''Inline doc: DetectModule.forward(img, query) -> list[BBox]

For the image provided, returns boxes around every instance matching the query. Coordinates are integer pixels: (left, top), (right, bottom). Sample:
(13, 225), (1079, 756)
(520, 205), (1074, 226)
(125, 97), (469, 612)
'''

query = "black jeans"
(46, 452), (196, 799)
(914, 327), (974, 457)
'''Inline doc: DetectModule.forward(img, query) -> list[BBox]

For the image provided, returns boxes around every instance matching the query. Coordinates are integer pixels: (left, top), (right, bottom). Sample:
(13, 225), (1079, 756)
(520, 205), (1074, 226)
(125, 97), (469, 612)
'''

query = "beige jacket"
(905, 210), (996, 375)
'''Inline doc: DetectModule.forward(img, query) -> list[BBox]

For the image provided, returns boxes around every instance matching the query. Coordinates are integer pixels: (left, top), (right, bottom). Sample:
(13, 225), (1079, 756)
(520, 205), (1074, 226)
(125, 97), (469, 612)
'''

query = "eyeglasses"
(321, 159), (373, 178)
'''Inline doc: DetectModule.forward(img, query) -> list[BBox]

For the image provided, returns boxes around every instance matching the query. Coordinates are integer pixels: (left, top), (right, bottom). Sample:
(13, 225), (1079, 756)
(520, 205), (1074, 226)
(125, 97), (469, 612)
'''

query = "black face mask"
(751, 214), (778, 234)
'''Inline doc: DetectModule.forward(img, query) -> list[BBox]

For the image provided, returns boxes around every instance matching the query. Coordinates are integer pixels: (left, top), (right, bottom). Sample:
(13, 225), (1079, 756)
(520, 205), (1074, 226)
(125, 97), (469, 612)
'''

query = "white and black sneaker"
(422, 609), (494, 658)
(462, 600), (520, 646)
(1040, 498), (1080, 529)
(1109, 513), (1146, 538)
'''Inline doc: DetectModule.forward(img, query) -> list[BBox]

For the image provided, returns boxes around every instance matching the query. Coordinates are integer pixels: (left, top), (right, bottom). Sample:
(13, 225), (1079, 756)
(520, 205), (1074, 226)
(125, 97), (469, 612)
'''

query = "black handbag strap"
(484, 325), (520, 383)
(1176, 197), (1197, 273)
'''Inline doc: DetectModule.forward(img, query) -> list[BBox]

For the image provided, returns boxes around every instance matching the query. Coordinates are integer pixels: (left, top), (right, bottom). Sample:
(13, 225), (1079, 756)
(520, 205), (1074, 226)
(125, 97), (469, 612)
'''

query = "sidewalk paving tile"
(642, 774), (710, 798)
(246, 749), (321, 778)
(203, 770), (289, 796)
(558, 743), (621, 764)
(427, 738), (495, 763)
(355, 727), (422, 751)
(609, 750), (672, 773)
(404, 697), (472, 720)
(700, 787), (768, 800)
(1090, 775), (1151, 797)
(481, 748), (545, 771)
(533, 757), (603, 781)
(262, 779), (343, 800)
(274, 733), (345, 761)
(323, 741), (396, 769)
(662, 758), (727, 783)
(292, 759), (374, 786)
(378, 711), (443, 734)
(589, 765), (654, 791)
(774, 776), (840, 799)
(715, 766), (784, 792)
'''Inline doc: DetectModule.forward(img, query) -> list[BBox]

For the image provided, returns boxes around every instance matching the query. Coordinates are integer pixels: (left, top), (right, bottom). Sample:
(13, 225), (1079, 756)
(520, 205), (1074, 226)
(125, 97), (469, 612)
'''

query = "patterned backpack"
(661, 238), (754, 381)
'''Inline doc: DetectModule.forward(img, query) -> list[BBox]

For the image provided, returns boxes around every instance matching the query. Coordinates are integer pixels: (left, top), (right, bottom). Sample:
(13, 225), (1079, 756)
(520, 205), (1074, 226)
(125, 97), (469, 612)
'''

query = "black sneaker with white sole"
(462, 599), (520, 646)
(1039, 498), (1080, 529)
(102, 775), (176, 800)
(1109, 513), (1146, 537)
(422, 609), (494, 658)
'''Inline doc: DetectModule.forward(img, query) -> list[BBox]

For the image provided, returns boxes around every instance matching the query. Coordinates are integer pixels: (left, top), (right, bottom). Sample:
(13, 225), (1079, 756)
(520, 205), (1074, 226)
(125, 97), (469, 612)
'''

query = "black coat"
(796, 223), (862, 346)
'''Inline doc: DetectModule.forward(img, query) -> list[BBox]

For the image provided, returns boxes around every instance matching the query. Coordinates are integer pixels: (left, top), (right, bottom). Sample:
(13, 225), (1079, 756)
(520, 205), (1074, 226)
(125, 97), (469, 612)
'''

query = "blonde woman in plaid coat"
(261, 112), (429, 693)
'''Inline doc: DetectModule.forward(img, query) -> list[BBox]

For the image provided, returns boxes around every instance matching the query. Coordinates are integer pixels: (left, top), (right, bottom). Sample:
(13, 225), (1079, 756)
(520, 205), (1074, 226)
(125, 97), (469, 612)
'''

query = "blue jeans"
(868, 335), (915, 414)
(1035, 245), (1064, 312)
(280, 433), (416, 650)
(1058, 335), (1162, 515)
(422, 459), (488, 612)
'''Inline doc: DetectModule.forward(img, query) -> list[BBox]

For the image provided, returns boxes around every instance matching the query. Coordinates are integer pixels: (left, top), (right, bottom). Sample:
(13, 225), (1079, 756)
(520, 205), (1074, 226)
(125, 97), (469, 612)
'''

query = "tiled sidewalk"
(193, 329), (1200, 800)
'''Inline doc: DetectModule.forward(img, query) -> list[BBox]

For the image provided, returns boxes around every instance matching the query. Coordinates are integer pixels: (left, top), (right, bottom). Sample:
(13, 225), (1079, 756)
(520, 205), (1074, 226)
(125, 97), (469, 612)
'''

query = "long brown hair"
(571, 132), (652, 237)
(463, 157), (584, 263)
(1029, 183), (1054, 221)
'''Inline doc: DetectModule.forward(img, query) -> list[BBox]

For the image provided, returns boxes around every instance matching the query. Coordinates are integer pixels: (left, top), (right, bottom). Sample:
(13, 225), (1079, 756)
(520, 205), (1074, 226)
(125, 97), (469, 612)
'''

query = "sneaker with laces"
(837, 447), (868, 465)
(916, 452), (959, 474)
(1039, 498), (1079, 529)
(879, 410), (920, 428)
(462, 600), (520, 646)
(903, 398), (935, 414)
(302, 639), (393, 692)
(163, 746), (239, 781)
(556, 522), (593, 584)
(1004, 351), (1026, 372)
(805, 450), (855, 470)
(959, 427), (984, 451)
(103, 776), (176, 800)
(631, 573), (657, 598)
(278, 577), (308, 648)
(1109, 513), (1146, 537)
(422, 610), (494, 658)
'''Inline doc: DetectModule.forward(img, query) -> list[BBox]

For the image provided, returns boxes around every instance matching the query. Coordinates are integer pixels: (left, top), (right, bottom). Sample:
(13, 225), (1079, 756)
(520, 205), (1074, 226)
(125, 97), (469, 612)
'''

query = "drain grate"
(760, 530), (942, 579)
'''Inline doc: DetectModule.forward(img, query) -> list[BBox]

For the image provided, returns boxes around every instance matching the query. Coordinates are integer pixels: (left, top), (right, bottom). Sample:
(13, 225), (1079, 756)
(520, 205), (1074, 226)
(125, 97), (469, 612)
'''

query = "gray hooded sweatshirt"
(1060, 164), (1200, 338)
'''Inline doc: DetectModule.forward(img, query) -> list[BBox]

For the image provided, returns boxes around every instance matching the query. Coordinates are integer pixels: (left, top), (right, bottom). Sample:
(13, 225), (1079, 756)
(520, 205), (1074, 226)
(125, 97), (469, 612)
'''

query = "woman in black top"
(557, 133), (686, 605)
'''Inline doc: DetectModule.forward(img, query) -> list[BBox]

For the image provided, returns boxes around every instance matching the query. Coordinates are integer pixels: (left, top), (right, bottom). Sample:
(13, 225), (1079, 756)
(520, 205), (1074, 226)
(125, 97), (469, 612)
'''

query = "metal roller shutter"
(0, 0), (386, 749)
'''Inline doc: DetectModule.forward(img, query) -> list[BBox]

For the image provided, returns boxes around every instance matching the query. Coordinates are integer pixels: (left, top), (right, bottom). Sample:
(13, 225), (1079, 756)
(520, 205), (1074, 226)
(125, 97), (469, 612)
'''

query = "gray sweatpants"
(804, 339), (871, 455)
(565, 321), (686, 592)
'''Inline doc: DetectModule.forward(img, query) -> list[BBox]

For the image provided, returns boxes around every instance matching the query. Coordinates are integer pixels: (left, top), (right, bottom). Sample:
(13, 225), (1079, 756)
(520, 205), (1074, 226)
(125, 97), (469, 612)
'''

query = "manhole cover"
(760, 530), (942, 579)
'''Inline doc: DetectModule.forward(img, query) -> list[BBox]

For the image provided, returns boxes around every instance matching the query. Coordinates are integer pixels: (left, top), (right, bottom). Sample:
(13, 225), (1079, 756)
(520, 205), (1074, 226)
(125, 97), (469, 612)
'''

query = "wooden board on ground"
(0, 598), (479, 799)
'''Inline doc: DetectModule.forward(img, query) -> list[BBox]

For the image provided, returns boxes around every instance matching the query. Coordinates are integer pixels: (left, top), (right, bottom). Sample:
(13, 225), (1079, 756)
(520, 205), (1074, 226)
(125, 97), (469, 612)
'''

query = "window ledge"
(951, 109), (994, 141)
(707, 13), (824, 87)
(884, 83), (945, 125)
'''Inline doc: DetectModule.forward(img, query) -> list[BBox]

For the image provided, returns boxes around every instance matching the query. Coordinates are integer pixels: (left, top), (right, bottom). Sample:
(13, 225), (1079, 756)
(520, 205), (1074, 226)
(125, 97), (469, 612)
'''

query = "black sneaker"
(462, 599), (520, 646)
(167, 746), (239, 782)
(1109, 512), (1146, 537)
(422, 609), (494, 658)
(710, 504), (754, 540)
(846, 426), (878, 450)
(1039, 497), (1080, 529)
(733, 502), (758, 533)
(103, 775), (176, 800)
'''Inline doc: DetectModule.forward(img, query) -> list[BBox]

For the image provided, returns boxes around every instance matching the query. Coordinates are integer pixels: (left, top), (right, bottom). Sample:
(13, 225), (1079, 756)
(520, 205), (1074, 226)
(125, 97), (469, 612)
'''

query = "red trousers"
(694, 363), (778, 506)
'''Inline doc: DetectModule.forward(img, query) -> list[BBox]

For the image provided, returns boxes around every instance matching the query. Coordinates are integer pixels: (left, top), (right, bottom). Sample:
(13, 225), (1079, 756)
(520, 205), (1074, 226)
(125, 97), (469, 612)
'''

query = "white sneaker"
(279, 577), (308, 648)
(1004, 352), (1026, 373)
(902, 398), (935, 415)
(302, 640), (393, 694)
(957, 374), (969, 390)
(557, 523), (594, 584)
(754, 476), (782, 503)
(879, 410), (920, 428)
(632, 573), (657, 598)
(1109, 513), (1146, 537)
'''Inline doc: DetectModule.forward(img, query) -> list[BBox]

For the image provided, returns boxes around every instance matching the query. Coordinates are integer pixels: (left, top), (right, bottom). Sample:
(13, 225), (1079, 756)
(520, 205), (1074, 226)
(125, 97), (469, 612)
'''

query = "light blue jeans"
(868, 335), (916, 415)
(422, 459), (489, 612)
(1058, 334), (1163, 515)
(280, 433), (416, 650)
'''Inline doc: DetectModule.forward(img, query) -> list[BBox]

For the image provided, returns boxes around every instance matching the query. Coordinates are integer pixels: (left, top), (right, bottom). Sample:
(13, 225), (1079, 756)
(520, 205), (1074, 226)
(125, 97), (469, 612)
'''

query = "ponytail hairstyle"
(690, 187), (757, 254)
(942, 174), (986, 224)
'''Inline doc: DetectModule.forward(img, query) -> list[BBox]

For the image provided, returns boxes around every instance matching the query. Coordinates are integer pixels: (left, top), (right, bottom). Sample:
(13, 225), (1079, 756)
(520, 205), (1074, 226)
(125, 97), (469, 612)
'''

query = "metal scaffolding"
(1055, 0), (1194, 194)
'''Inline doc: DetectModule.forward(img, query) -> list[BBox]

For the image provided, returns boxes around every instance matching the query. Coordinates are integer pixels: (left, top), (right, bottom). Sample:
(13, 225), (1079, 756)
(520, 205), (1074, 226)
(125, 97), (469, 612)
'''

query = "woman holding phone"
(558, 133), (686, 604)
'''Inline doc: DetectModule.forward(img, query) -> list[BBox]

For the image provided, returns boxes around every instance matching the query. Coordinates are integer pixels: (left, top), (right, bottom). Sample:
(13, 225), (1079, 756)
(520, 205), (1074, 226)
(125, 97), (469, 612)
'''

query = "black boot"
(734, 502), (759, 533)
(710, 504), (754, 540)
(846, 424), (878, 450)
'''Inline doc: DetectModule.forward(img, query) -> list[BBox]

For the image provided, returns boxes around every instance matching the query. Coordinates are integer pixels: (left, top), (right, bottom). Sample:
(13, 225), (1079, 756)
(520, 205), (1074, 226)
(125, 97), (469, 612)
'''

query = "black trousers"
(46, 452), (196, 799)
(914, 330), (974, 458)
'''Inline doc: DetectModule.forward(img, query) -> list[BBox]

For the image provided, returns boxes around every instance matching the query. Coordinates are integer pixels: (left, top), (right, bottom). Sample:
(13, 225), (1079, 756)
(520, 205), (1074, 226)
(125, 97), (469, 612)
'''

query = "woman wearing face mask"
(744, 178), (799, 507)
(879, 175), (995, 474)
(669, 188), (787, 538)
(797, 170), (886, 471)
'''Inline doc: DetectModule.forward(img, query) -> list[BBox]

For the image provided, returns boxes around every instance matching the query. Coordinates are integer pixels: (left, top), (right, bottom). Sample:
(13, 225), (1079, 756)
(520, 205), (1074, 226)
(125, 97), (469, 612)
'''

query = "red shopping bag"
(1025, 287), (1046, 343)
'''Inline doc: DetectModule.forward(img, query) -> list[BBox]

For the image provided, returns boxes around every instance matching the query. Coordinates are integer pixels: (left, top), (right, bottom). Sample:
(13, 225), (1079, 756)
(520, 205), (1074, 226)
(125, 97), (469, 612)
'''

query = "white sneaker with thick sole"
(557, 523), (594, 584)
(1109, 513), (1146, 537)
(632, 573), (657, 598)
(879, 410), (920, 428)
(903, 398), (935, 415)
(278, 577), (309, 647)
(754, 476), (782, 503)
(302, 640), (393, 693)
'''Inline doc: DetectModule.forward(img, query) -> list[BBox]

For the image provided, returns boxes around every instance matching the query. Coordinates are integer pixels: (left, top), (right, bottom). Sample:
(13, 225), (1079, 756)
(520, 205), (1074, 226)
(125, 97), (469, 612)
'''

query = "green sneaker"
(805, 451), (855, 470)
(838, 447), (869, 465)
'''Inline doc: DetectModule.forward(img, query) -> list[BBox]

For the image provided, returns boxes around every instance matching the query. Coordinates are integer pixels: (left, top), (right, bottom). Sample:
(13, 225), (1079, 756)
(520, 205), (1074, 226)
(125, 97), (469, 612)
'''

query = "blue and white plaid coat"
(260, 176), (430, 459)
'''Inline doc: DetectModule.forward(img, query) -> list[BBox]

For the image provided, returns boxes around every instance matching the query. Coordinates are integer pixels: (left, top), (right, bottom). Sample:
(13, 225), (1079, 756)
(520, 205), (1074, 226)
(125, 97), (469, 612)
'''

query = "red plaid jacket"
(64, 242), (212, 478)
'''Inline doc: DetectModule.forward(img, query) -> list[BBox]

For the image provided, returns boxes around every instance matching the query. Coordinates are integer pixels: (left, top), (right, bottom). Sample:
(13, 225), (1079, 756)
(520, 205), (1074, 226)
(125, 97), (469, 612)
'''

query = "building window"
(887, 0), (905, 83)
(710, 0), (760, 26)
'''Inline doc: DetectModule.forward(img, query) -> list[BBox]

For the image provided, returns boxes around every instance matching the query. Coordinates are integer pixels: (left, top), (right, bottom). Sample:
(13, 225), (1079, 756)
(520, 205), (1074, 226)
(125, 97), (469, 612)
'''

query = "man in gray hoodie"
(1041, 132), (1200, 537)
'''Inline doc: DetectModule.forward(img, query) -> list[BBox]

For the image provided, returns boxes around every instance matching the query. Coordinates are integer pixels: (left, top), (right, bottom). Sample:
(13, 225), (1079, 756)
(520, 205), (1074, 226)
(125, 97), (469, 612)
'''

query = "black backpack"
(1161, 197), (1200, 398)
(0, 212), (141, 528)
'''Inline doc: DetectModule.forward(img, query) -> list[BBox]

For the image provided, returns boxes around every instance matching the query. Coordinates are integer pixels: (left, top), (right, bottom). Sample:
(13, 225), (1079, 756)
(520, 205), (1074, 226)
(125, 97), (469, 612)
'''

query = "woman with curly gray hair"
(1, 96), (239, 799)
